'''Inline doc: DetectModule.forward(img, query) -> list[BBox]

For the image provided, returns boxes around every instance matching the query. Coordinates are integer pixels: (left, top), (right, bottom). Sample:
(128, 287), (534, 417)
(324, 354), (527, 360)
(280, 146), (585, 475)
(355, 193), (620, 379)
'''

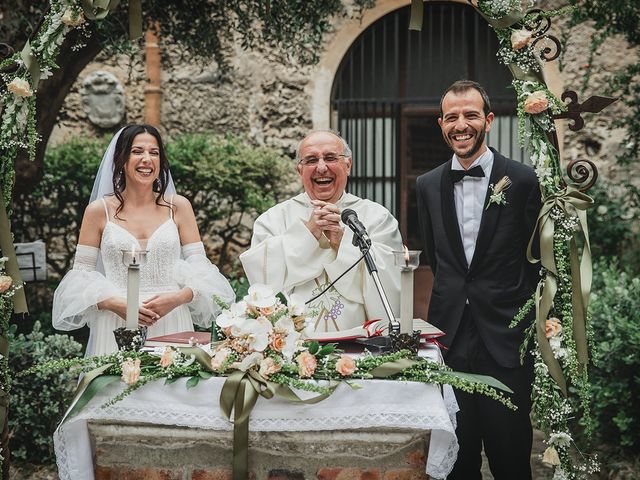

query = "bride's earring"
(115, 170), (124, 192)
(152, 178), (161, 192)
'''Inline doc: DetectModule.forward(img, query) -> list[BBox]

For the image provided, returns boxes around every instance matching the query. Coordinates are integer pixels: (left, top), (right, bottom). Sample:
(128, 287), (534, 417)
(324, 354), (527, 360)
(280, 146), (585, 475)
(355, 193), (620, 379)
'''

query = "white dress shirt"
(451, 148), (494, 267)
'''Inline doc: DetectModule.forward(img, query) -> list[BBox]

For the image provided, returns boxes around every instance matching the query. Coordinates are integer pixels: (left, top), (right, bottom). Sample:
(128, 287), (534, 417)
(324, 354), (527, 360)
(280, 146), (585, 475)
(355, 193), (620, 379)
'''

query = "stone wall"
(89, 422), (431, 480)
(50, 1), (637, 180)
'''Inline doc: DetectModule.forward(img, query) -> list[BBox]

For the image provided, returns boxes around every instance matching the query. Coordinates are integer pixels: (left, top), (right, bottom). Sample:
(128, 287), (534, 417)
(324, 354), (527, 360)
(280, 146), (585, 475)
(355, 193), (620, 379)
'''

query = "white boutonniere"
(486, 176), (512, 210)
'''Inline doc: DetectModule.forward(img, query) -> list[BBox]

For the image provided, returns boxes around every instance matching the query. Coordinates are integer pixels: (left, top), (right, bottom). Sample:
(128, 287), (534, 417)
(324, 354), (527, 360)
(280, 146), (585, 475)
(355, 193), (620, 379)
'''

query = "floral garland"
(22, 284), (516, 479)
(0, 2), (115, 476)
(476, 1), (599, 478)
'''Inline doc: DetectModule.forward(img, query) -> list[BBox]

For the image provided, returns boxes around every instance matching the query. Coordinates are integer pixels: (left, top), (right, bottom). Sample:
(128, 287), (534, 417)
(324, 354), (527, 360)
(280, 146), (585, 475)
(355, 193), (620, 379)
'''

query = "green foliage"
(8, 321), (83, 464)
(587, 260), (640, 453)
(166, 133), (297, 269)
(568, 0), (640, 167)
(587, 180), (640, 270)
(12, 137), (107, 278)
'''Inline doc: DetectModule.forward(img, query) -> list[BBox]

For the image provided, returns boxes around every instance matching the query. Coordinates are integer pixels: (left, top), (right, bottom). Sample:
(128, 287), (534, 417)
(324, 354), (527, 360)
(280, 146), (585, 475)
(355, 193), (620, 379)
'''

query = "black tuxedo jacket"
(416, 148), (541, 368)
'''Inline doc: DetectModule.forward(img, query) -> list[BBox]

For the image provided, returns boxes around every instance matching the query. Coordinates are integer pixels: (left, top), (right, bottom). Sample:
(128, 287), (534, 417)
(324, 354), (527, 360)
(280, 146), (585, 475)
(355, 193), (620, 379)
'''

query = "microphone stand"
(351, 234), (400, 336)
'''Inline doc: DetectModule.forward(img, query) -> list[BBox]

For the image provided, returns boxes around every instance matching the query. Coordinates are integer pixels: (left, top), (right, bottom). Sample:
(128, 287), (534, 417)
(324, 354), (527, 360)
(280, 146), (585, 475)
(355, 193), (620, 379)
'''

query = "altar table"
(53, 347), (459, 480)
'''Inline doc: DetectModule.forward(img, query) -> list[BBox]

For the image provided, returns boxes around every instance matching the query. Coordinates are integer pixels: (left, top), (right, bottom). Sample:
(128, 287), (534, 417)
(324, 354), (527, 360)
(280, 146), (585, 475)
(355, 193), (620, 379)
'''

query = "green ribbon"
(409, 0), (424, 31)
(220, 370), (336, 480)
(0, 186), (27, 314)
(60, 363), (118, 424)
(80, 0), (142, 39)
(527, 186), (593, 396)
(20, 40), (41, 89)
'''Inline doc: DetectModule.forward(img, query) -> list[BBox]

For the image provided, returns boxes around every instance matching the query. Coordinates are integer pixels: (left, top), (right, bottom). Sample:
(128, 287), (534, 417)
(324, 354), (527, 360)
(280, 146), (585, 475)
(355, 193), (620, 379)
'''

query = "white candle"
(125, 249), (140, 330)
(400, 246), (413, 334)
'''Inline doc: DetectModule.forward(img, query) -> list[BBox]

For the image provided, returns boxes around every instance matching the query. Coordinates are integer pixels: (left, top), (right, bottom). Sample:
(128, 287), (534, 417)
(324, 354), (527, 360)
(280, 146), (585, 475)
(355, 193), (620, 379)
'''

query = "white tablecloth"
(54, 346), (459, 479)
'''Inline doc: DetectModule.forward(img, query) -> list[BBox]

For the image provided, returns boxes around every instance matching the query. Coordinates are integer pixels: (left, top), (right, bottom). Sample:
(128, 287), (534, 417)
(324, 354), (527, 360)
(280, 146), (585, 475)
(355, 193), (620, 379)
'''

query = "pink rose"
(296, 351), (317, 378)
(211, 347), (232, 371)
(270, 333), (285, 352)
(159, 347), (176, 368)
(259, 305), (275, 316)
(0, 275), (12, 294)
(258, 357), (282, 378)
(511, 29), (532, 50)
(545, 317), (562, 339)
(121, 358), (141, 385)
(7, 78), (32, 98)
(335, 355), (357, 376)
(523, 91), (549, 114)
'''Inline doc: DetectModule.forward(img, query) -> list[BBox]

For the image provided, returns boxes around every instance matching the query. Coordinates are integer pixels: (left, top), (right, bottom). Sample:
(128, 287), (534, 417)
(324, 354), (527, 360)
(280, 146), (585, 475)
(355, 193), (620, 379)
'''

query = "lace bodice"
(101, 219), (181, 294)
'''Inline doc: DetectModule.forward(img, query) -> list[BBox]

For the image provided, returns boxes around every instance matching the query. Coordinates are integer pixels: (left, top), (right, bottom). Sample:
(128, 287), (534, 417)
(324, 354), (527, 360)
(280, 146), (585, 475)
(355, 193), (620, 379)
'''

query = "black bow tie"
(450, 165), (485, 183)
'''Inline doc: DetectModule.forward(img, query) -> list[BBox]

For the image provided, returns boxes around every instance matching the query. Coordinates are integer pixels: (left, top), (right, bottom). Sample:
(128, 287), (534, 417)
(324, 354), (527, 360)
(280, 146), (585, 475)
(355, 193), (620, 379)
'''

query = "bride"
(52, 124), (235, 356)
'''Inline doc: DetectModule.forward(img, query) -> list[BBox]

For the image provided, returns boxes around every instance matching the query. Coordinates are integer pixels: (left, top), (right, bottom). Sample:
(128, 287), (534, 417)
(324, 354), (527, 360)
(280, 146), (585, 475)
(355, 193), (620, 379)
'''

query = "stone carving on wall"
(82, 71), (125, 128)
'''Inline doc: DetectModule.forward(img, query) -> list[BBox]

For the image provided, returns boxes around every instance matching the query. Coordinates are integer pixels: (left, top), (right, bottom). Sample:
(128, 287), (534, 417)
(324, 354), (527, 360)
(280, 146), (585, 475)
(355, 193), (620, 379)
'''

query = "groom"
(416, 80), (541, 479)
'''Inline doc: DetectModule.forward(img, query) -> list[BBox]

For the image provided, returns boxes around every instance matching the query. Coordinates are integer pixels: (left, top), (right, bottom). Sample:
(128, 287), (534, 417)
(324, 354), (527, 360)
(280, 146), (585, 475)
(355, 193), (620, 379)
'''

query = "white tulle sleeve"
(52, 245), (120, 331)
(174, 242), (235, 328)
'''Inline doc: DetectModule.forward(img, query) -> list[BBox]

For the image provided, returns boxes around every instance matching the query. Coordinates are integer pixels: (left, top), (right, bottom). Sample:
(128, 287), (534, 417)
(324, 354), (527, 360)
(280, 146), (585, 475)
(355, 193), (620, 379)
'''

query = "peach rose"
(121, 358), (141, 385)
(0, 275), (12, 294)
(511, 29), (532, 50)
(296, 351), (317, 378)
(258, 357), (282, 378)
(159, 347), (177, 368)
(335, 354), (357, 376)
(523, 91), (549, 114)
(542, 446), (561, 466)
(270, 333), (285, 352)
(259, 305), (275, 316)
(61, 9), (85, 27)
(7, 78), (32, 98)
(211, 347), (232, 371)
(545, 317), (562, 339)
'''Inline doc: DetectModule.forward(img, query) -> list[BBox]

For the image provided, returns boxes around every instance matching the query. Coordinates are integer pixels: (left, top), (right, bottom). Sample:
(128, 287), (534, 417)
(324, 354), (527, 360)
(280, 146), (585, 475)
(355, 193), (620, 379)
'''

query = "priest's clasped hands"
(305, 199), (344, 250)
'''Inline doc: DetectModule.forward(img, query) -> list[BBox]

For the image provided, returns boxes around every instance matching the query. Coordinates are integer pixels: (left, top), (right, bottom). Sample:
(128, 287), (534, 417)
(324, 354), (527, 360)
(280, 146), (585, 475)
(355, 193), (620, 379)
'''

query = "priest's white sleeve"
(175, 241), (236, 328)
(240, 212), (335, 292)
(324, 201), (402, 321)
(52, 245), (120, 331)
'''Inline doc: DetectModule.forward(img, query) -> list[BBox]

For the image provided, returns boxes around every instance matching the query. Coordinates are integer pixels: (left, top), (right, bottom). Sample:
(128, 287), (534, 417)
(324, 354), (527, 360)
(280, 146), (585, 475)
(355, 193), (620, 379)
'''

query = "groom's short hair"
(439, 80), (492, 117)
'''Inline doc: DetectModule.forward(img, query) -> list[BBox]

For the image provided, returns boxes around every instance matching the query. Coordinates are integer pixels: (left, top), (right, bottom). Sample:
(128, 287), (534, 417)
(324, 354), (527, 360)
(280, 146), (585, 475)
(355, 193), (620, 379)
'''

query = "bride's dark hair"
(111, 124), (172, 219)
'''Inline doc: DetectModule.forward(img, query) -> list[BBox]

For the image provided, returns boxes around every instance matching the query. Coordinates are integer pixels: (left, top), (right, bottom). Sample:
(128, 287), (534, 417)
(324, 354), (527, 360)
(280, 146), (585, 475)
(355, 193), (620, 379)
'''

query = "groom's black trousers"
(445, 306), (534, 480)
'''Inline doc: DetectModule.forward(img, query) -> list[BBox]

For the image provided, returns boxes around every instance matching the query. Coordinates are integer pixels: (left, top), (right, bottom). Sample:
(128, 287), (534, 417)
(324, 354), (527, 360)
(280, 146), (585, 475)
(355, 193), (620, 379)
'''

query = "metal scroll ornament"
(567, 159), (598, 192)
(523, 9), (562, 62)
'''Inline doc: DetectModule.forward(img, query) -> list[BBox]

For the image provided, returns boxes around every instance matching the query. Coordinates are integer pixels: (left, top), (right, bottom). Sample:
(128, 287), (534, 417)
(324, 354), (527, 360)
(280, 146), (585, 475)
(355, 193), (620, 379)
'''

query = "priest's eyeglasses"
(299, 153), (347, 167)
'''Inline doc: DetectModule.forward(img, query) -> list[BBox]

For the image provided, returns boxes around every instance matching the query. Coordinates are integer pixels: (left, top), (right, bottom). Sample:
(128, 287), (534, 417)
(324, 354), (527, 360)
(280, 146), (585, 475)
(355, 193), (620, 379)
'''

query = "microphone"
(341, 208), (371, 246)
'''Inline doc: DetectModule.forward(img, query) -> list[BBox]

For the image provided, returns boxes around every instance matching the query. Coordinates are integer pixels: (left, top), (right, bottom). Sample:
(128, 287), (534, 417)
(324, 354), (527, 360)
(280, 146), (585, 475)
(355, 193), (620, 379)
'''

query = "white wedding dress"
(53, 198), (235, 356)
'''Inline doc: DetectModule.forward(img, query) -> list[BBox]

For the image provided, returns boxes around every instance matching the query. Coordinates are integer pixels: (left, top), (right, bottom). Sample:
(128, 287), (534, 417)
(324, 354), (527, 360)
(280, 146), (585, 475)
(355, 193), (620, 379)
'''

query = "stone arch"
(310, 0), (565, 154)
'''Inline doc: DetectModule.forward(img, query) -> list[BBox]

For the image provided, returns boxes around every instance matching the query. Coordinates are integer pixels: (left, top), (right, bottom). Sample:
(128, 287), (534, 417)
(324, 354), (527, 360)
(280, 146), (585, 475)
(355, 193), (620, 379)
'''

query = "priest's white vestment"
(240, 192), (402, 332)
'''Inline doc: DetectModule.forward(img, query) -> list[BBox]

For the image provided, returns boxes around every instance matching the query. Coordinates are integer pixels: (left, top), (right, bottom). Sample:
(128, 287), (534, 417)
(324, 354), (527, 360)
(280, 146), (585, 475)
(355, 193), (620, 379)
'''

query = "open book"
(145, 331), (211, 348)
(145, 319), (444, 347)
(305, 318), (445, 343)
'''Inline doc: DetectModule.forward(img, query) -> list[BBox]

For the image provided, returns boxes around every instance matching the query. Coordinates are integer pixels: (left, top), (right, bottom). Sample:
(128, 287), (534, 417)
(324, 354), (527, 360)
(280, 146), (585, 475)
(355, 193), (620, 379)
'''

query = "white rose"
(7, 78), (32, 98)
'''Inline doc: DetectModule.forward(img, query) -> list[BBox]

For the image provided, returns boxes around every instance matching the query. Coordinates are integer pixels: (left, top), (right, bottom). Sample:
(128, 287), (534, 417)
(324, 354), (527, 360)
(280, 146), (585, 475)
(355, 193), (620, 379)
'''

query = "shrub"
(587, 180), (639, 270)
(8, 322), (83, 464)
(166, 133), (297, 270)
(587, 260), (640, 453)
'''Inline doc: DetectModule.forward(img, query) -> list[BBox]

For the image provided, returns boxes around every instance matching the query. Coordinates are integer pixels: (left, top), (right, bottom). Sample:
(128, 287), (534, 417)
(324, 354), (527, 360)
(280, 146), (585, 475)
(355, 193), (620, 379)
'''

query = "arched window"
(331, 2), (524, 252)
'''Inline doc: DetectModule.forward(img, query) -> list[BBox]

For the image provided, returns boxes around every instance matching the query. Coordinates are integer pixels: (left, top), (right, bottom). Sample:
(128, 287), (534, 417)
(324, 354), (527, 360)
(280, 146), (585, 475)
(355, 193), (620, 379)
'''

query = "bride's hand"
(142, 288), (193, 319)
(97, 296), (158, 326)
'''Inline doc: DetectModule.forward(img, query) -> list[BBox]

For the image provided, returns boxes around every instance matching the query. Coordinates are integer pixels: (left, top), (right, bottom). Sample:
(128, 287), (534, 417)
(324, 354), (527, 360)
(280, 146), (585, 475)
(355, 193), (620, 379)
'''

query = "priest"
(240, 130), (402, 333)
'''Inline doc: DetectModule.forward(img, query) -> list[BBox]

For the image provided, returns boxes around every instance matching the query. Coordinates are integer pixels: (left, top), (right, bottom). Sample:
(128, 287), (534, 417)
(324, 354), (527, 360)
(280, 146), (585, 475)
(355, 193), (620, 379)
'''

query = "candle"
(400, 246), (413, 334)
(392, 247), (422, 335)
(125, 247), (140, 330)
